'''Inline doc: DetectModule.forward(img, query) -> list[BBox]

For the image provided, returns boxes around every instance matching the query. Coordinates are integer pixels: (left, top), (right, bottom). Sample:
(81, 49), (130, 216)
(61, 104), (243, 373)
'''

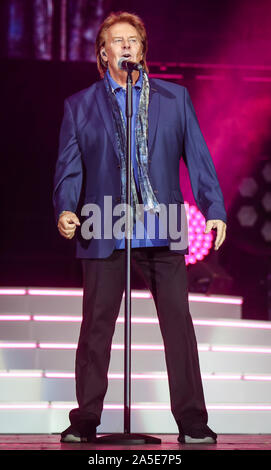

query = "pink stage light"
(0, 315), (31, 321)
(2, 312), (252, 326)
(0, 342), (208, 352)
(26, 288), (152, 299)
(128, 290), (243, 306)
(0, 402), (271, 411)
(1, 371), (271, 381)
(0, 289), (27, 295)
(0, 287), (242, 305)
(208, 405), (271, 411)
(50, 402), (77, 409)
(126, 373), (167, 379)
(123, 291), (152, 299)
(184, 202), (214, 266)
(0, 371), (43, 378)
(45, 372), (74, 378)
(106, 404), (271, 411)
(28, 289), (83, 296)
(194, 319), (271, 329)
(0, 403), (49, 409)
(198, 345), (210, 352)
(131, 404), (170, 410)
(0, 342), (36, 349)
(103, 404), (124, 410)
(38, 343), (76, 349)
(3, 341), (271, 355)
(33, 315), (81, 322)
(212, 345), (271, 354)
(188, 294), (243, 304)
(243, 375), (271, 381)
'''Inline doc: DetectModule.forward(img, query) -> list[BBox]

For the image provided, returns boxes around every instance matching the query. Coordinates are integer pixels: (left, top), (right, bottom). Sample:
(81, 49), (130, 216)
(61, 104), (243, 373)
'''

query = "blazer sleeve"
(182, 87), (227, 224)
(52, 98), (83, 224)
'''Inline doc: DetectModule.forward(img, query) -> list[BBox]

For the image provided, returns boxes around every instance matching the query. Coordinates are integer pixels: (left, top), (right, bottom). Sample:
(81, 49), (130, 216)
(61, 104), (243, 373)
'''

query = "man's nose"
(122, 39), (130, 49)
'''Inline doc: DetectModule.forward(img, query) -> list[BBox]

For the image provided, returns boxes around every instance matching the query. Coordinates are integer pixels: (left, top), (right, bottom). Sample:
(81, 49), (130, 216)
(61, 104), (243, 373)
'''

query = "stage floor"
(0, 434), (270, 450)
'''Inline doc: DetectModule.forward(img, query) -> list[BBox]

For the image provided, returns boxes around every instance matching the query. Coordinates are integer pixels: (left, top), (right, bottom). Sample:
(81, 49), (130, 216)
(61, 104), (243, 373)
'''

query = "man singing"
(53, 11), (227, 444)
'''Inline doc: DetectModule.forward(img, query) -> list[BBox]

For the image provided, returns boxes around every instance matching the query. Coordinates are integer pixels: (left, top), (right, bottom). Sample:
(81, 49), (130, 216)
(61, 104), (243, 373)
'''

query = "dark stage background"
(1, 0), (271, 321)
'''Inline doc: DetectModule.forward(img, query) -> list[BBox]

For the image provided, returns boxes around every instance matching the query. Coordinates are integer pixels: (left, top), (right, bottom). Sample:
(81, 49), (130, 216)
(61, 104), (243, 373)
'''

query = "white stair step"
(1, 372), (271, 403)
(3, 287), (271, 435)
(1, 343), (271, 373)
(0, 317), (270, 345)
(0, 403), (270, 434)
(0, 288), (242, 319)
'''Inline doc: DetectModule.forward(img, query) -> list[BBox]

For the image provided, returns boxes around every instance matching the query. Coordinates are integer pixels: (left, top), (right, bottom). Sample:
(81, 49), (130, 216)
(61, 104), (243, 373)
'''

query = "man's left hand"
(204, 219), (227, 251)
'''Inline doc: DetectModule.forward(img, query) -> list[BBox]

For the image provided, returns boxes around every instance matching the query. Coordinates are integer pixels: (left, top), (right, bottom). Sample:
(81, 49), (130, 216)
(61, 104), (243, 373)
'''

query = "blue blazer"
(53, 77), (227, 259)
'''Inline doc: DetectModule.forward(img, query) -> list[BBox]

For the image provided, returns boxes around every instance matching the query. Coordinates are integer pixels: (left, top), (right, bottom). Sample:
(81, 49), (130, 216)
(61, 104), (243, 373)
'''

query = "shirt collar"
(106, 67), (143, 93)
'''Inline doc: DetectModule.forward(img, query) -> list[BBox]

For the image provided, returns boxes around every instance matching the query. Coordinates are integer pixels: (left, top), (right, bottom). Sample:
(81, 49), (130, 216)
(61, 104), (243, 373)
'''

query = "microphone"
(118, 57), (143, 71)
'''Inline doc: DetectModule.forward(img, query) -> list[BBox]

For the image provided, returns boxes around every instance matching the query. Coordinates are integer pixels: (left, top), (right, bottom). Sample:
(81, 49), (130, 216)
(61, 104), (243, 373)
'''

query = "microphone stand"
(96, 67), (161, 444)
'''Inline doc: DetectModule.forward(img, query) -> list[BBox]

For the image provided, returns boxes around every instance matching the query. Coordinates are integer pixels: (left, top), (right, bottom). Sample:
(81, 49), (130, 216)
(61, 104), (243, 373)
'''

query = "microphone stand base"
(95, 432), (162, 444)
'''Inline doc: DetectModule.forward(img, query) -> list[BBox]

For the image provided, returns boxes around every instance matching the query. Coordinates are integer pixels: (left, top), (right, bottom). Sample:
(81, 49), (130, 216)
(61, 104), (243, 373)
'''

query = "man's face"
(101, 22), (143, 77)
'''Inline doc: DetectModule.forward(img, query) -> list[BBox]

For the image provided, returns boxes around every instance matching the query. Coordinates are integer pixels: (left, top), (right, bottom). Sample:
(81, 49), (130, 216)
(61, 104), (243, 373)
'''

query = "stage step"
(0, 287), (270, 433)
(0, 288), (242, 319)
(0, 402), (270, 434)
(0, 317), (270, 345)
(1, 341), (271, 373)
(0, 370), (271, 403)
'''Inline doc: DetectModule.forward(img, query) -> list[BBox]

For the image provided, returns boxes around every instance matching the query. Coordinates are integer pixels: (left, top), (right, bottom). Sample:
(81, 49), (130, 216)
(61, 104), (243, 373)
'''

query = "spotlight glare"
(237, 206), (258, 227)
(184, 202), (214, 266)
(262, 192), (271, 212)
(239, 177), (258, 197)
(262, 162), (271, 182)
(261, 221), (271, 242)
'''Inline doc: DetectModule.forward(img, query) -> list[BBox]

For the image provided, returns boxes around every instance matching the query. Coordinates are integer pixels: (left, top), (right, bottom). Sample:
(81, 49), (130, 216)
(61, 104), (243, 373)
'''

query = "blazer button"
(154, 189), (158, 194)
(115, 196), (121, 203)
(117, 163), (121, 168)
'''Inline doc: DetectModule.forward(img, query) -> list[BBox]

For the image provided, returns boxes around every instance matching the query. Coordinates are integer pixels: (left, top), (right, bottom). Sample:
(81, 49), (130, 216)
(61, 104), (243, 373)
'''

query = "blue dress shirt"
(106, 69), (168, 249)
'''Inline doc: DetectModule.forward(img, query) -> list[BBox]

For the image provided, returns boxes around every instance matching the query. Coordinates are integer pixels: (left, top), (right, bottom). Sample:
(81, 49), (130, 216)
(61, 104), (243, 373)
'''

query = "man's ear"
(101, 49), (107, 61)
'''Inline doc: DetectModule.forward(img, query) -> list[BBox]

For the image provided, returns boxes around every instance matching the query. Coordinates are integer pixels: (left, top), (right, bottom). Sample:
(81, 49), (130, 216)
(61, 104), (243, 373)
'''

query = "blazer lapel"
(95, 80), (120, 163)
(148, 79), (160, 156)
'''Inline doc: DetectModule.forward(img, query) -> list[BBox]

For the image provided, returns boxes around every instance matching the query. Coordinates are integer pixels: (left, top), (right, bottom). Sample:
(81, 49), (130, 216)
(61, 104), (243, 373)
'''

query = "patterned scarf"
(103, 69), (160, 227)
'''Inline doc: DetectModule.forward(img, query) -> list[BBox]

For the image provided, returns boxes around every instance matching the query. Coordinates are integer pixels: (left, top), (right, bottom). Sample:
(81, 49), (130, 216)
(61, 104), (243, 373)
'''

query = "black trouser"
(69, 246), (208, 432)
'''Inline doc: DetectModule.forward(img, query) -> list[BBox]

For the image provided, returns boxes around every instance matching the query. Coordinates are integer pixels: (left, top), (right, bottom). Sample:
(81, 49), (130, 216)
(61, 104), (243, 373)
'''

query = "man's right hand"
(57, 211), (81, 239)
